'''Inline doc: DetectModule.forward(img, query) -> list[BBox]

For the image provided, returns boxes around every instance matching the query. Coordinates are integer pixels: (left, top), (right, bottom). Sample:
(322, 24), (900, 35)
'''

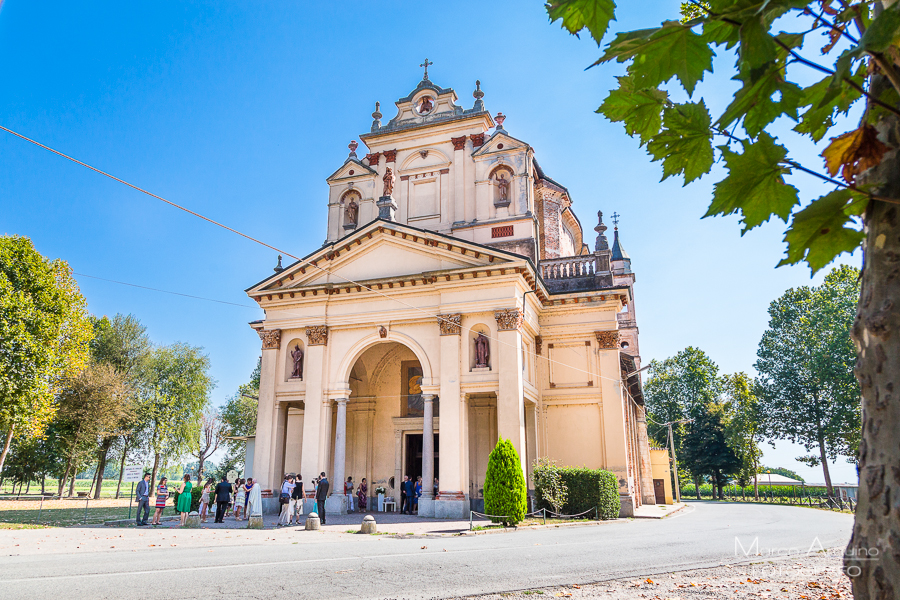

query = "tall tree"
(543, 1), (893, 594)
(220, 358), (260, 466)
(88, 314), (150, 497)
(756, 264), (861, 497)
(721, 372), (763, 497)
(682, 402), (743, 500)
(0, 235), (93, 473)
(191, 409), (224, 483)
(139, 343), (215, 492)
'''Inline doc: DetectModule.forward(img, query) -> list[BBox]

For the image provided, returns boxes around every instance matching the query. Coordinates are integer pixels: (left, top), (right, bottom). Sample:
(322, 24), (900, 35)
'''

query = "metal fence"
(0, 494), (138, 527)
(679, 484), (856, 512)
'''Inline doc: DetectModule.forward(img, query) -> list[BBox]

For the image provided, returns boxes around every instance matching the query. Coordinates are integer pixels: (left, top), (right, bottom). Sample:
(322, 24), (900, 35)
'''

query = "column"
(251, 329), (280, 490)
(299, 326), (327, 495)
(595, 331), (632, 516)
(439, 168), (451, 229)
(419, 394), (436, 517)
(327, 398), (348, 514)
(525, 402), (538, 488)
(451, 137), (466, 224)
(393, 428), (403, 502)
(271, 402), (289, 487)
(437, 315), (467, 517)
(495, 309), (527, 474)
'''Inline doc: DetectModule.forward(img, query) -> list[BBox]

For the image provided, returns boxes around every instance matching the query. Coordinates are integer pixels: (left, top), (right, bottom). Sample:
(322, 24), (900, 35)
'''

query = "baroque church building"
(245, 71), (653, 518)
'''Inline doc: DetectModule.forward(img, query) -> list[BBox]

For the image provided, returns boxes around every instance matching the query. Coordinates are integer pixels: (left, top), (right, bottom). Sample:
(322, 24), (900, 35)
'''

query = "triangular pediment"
(326, 158), (377, 182)
(472, 130), (529, 156)
(247, 221), (521, 294)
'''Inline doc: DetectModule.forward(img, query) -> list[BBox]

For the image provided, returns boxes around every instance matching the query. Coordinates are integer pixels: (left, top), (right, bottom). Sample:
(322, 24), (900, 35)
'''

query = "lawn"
(0, 497), (149, 527)
(1, 478), (135, 499)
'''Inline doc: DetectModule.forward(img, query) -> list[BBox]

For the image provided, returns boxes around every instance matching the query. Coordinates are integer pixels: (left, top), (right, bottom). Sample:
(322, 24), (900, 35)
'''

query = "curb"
(103, 516), (180, 527)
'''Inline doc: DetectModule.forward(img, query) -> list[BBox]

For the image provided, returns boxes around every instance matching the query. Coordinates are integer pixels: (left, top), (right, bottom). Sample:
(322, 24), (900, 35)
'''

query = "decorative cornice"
(451, 136), (467, 151)
(306, 325), (328, 346)
(383, 149), (397, 163)
(595, 330), (620, 349)
(438, 313), (462, 336)
(494, 308), (524, 331)
(259, 329), (282, 350)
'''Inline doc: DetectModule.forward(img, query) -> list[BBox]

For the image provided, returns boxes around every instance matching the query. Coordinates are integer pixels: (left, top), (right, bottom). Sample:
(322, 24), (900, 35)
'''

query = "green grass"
(0, 522), (49, 530)
(1, 478), (134, 499)
(0, 504), (138, 527)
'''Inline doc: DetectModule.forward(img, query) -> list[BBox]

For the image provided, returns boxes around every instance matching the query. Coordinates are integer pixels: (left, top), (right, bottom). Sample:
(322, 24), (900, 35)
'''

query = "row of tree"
(645, 265), (860, 499)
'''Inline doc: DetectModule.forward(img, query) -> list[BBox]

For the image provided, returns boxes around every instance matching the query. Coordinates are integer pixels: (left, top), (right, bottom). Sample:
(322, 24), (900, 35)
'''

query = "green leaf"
(597, 76), (668, 145)
(855, 2), (900, 54)
(779, 190), (866, 273)
(717, 63), (804, 137)
(599, 21), (714, 95)
(707, 133), (799, 231)
(738, 16), (778, 71)
(702, 19), (740, 48)
(793, 73), (862, 142)
(546, 0), (617, 45)
(647, 101), (714, 184)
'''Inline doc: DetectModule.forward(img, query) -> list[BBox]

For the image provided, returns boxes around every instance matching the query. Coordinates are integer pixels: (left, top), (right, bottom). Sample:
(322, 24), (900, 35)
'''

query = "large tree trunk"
(150, 452), (160, 498)
(693, 475), (702, 500)
(67, 472), (76, 497)
(846, 187), (900, 598)
(58, 456), (74, 497)
(94, 438), (113, 499)
(114, 438), (128, 499)
(0, 426), (14, 474)
(817, 435), (834, 498)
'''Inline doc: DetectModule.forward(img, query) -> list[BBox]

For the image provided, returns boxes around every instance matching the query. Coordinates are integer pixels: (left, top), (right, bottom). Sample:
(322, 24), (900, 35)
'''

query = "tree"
(721, 372), (763, 496)
(532, 457), (568, 514)
(755, 265), (860, 497)
(220, 358), (260, 466)
(0, 235), (92, 474)
(682, 402), (742, 500)
(483, 438), (527, 526)
(544, 2), (895, 593)
(191, 408), (224, 483)
(88, 314), (150, 498)
(54, 362), (132, 496)
(643, 347), (721, 491)
(139, 343), (215, 493)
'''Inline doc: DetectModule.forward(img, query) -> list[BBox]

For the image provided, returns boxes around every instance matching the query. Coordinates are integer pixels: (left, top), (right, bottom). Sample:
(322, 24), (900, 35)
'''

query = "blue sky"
(0, 1), (860, 483)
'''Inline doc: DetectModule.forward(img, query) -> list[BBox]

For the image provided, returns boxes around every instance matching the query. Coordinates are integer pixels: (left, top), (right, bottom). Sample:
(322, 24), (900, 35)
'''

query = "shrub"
(483, 438), (527, 526)
(534, 466), (620, 520)
(171, 485), (203, 513)
(532, 458), (567, 514)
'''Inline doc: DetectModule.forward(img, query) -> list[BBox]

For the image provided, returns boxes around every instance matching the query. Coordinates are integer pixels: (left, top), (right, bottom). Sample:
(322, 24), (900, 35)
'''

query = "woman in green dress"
(176, 474), (193, 526)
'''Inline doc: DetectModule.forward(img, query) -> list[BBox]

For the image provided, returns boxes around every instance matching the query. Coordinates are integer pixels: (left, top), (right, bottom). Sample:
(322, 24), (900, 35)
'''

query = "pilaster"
(495, 309), (527, 475)
(252, 329), (280, 490)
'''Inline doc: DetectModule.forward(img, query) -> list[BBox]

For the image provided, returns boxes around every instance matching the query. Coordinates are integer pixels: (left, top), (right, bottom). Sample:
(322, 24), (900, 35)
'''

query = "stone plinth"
(359, 515), (376, 534)
(247, 515), (265, 529)
(417, 497), (435, 518)
(305, 512), (321, 530)
(325, 494), (348, 515)
(618, 495), (635, 518)
(377, 196), (398, 221)
(183, 512), (201, 528)
(435, 495), (469, 519)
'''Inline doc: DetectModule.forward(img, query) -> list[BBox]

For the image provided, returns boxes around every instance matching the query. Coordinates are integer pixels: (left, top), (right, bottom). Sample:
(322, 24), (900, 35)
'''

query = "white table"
(382, 501), (396, 513)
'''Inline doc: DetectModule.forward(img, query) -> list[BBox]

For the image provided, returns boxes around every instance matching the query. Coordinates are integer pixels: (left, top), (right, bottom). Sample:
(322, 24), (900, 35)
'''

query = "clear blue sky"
(0, 1), (859, 483)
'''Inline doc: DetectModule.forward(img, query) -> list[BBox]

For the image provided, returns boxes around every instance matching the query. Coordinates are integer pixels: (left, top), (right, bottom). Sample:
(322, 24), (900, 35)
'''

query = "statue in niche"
(290, 344), (304, 379)
(417, 96), (434, 114)
(474, 332), (490, 369)
(496, 173), (510, 202)
(383, 167), (395, 197)
(345, 199), (358, 225)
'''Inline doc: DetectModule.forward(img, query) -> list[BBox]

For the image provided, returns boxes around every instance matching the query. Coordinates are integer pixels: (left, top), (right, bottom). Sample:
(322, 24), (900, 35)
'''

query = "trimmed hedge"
(534, 466), (620, 520)
(483, 438), (527, 526)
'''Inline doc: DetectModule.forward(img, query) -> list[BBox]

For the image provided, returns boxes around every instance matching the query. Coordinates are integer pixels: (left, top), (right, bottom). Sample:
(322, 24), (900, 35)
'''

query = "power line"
(73, 272), (258, 309)
(2, 124), (634, 387)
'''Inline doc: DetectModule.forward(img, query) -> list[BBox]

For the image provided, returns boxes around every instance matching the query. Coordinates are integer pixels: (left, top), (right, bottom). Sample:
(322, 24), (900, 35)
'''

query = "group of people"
(134, 472), (265, 527)
(399, 475), (438, 515)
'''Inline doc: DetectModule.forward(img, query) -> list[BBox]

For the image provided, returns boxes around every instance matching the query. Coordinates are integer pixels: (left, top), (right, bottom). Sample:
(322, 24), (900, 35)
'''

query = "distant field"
(0, 496), (156, 527)
(1, 478), (134, 498)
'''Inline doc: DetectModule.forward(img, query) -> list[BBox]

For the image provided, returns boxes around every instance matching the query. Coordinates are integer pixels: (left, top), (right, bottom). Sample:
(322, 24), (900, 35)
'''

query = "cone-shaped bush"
(483, 437), (527, 526)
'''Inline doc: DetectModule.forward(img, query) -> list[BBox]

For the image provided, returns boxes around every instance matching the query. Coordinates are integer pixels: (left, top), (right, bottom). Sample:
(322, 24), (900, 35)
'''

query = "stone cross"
(420, 58), (433, 81)
(612, 212), (620, 227)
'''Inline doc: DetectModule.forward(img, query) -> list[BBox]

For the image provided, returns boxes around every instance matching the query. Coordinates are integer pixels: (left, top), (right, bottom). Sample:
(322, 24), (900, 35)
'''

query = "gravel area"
(455, 549), (852, 600)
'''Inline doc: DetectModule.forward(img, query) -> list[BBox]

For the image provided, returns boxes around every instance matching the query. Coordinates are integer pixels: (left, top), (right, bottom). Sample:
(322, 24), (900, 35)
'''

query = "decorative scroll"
(306, 325), (328, 346)
(438, 313), (462, 336)
(259, 329), (282, 350)
(595, 330), (620, 349)
(494, 308), (524, 331)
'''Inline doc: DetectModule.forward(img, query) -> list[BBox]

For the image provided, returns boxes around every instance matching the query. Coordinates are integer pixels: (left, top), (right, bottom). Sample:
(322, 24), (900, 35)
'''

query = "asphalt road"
(0, 502), (853, 600)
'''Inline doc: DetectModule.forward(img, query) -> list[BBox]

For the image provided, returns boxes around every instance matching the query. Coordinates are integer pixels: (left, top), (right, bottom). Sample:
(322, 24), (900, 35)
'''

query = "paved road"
(0, 502), (852, 599)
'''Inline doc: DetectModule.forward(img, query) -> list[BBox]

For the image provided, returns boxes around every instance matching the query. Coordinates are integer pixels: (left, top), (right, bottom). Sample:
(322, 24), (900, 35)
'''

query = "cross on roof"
(420, 58), (433, 81)
(611, 212), (620, 228)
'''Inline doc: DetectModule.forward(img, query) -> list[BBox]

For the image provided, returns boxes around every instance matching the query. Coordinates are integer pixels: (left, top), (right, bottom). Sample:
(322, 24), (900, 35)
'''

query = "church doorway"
(404, 433), (439, 485)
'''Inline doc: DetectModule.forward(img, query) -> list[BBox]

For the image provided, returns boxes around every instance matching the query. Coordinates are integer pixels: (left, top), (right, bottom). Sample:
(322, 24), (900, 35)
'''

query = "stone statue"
(474, 333), (490, 368)
(290, 344), (304, 379)
(418, 96), (434, 113)
(496, 174), (509, 202)
(345, 200), (358, 225)
(383, 167), (395, 197)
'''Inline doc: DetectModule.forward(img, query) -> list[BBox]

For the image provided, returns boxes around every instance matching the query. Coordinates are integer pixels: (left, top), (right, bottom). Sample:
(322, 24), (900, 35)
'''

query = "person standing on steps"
(214, 475), (232, 523)
(316, 472), (329, 525)
(135, 472), (151, 526)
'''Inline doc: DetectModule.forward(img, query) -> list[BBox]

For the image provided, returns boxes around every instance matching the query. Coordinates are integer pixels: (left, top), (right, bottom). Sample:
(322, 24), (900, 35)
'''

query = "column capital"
(422, 394), (436, 403)
(494, 308), (524, 331)
(438, 313), (462, 335)
(335, 397), (348, 406)
(259, 329), (282, 350)
(451, 136), (467, 151)
(595, 330), (620, 349)
(306, 325), (328, 346)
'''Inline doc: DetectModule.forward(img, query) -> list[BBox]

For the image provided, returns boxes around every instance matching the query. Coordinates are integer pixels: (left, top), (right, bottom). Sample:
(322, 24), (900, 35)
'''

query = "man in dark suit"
(135, 473), (151, 526)
(214, 475), (232, 523)
(316, 472), (329, 524)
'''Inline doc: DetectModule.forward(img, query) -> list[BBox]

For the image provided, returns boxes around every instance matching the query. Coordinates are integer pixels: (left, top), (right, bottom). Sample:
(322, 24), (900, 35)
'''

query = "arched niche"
(284, 338), (305, 382)
(469, 323), (492, 371)
(488, 164), (515, 208)
(341, 189), (361, 230)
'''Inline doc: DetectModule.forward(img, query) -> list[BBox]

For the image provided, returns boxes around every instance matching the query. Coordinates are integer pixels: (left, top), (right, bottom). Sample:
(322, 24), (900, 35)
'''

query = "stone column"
(418, 394), (436, 517)
(393, 428), (403, 501)
(596, 330), (633, 517)
(326, 397), (348, 515)
(495, 309), (527, 475)
(271, 401), (290, 487)
(299, 326), (327, 496)
(252, 329), (280, 490)
(437, 314), (467, 517)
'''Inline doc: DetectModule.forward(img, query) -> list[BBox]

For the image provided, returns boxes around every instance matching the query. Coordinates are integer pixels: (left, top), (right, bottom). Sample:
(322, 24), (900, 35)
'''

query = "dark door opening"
(404, 433), (439, 487)
(653, 479), (666, 504)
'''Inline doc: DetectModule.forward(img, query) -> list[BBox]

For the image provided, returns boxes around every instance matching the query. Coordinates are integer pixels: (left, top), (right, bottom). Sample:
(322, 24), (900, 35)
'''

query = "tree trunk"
(693, 475), (701, 500)
(0, 426), (14, 475)
(94, 438), (113, 499)
(115, 437), (128, 499)
(150, 452), (160, 498)
(846, 179), (900, 598)
(40, 476), (45, 495)
(59, 456), (74, 497)
(818, 435), (834, 498)
(197, 454), (205, 485)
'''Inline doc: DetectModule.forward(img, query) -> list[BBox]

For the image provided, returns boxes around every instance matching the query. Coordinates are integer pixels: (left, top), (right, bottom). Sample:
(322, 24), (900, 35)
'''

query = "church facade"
(245, 73), (654, 518)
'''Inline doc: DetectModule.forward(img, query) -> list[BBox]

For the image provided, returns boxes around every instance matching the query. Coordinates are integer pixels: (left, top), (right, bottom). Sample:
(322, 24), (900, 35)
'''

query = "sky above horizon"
(0, 1), (860, 483)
